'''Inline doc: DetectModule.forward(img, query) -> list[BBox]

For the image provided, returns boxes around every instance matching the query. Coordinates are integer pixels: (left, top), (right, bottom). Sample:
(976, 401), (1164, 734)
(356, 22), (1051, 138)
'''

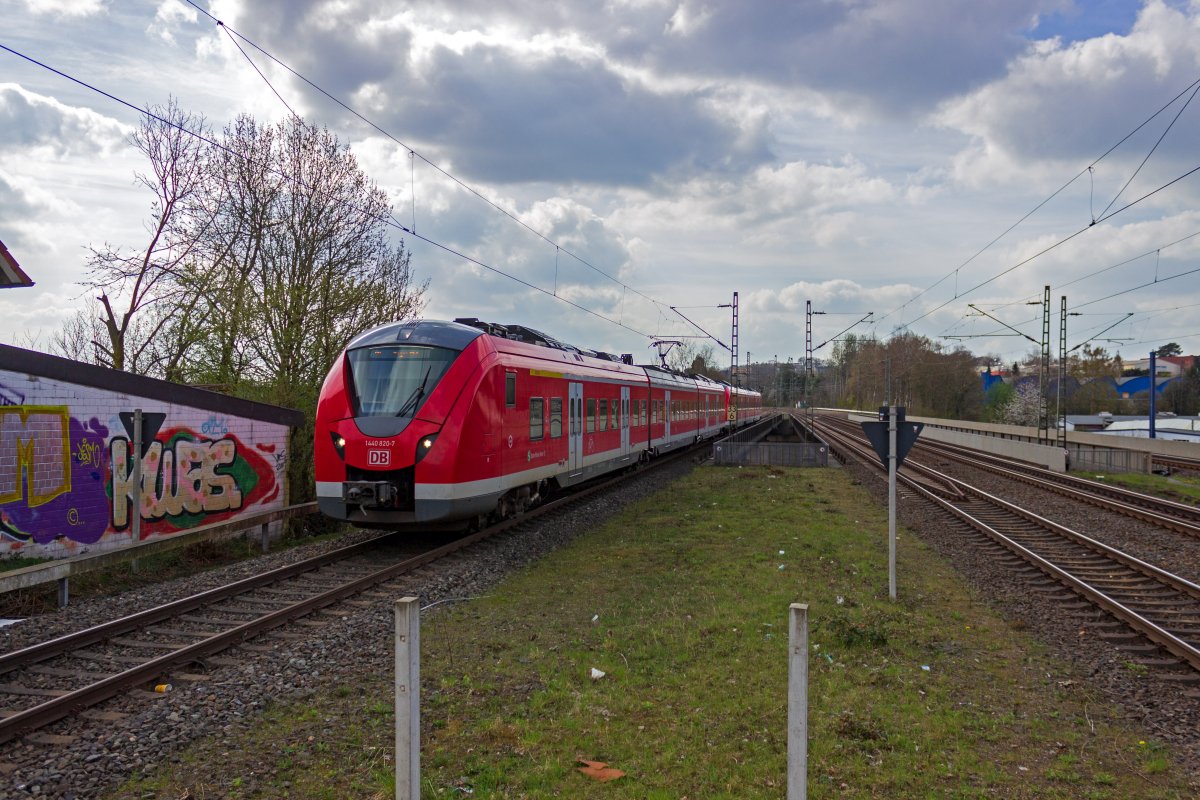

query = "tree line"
(742, 334), (1199, 423)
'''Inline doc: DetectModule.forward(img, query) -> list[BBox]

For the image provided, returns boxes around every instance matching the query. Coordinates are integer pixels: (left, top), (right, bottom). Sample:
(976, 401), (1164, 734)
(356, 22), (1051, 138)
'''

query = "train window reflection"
(530, 397), (545, 441)
(347, 345), (458, 418)
(550, 398), (562, 438)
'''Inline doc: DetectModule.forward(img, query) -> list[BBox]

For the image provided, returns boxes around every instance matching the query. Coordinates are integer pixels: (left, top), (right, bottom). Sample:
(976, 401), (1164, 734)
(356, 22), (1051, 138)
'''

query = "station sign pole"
(859, 407), (923, 601)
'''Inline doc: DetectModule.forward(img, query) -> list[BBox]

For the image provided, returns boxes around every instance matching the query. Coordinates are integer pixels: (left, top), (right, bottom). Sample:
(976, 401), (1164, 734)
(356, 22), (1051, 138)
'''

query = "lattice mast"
(730, 291), (740, 388)
(806, 300), (814, 419)
(1057, 295), (1067, 448)
(1038, 285), (1051, 443)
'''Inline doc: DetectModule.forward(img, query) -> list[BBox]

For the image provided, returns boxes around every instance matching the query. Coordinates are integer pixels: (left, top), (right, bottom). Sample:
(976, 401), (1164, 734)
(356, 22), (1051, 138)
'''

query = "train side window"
(587, 398), (596, 433)
(550, 398), (562, 438)
(505, 372), (516, 407)
(611, 398), (618, 429)
(642, 399), (647, 426)
(599, 399), (608, 431)
(530, 397), (545, 441)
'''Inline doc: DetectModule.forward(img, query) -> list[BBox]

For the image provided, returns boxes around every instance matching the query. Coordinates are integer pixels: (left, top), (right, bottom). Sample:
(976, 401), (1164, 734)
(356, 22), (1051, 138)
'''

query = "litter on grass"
(578, 760), (626, 782)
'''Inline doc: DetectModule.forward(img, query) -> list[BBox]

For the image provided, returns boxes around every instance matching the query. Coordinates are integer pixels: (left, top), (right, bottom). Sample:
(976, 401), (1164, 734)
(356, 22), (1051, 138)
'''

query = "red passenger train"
(314, 318), (763, 529)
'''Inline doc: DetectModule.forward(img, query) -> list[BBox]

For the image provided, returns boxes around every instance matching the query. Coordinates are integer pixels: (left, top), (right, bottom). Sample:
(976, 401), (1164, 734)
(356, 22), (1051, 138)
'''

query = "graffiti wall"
(0, 349), (299, 560)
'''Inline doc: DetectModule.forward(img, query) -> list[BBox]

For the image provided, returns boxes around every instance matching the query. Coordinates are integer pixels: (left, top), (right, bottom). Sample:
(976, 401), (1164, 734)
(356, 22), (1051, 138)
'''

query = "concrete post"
(395, 597), (420, 800)
(888, 405), (897, 600)
(788, 603), (809, 800)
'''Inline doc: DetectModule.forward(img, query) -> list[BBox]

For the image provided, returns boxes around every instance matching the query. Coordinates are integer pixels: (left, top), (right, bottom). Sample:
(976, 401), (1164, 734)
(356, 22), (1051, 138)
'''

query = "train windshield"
(347, 345), (459, 418)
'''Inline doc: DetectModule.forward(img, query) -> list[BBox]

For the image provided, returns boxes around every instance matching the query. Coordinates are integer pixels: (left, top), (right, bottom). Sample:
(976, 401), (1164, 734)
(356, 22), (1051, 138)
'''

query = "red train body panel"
(315, 318), (763, 528)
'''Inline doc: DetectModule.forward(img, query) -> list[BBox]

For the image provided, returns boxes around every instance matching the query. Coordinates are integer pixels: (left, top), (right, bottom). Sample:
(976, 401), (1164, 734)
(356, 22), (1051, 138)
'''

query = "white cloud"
(18, 0), (106, 18)
(934, 0), (1200, 191)
(0, 84), (129, 158)
(148, 0), (199, 44)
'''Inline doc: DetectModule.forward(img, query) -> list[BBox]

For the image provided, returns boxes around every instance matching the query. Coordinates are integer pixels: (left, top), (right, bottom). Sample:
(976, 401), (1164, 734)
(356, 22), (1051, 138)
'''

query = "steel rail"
(1151, 452), (1200, 474)
(916, 437), (1200, 532)
(0, 447), (695, 745)
(819, 415), (1200, 536)
(0, 535), (394, 676)
(816, 417), (1200, 673)
(902, 476), (1200, 672)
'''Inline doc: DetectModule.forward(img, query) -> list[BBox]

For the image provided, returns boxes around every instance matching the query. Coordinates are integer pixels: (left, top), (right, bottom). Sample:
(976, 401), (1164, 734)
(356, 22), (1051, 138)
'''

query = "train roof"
(346, 318), (485, 351)
(454, 317), (636, 365)
(344, 318), (760, 397)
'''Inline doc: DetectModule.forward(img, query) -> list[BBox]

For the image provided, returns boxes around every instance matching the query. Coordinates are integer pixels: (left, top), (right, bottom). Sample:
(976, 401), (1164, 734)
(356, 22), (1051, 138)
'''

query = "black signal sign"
(860, 407), (923, 470)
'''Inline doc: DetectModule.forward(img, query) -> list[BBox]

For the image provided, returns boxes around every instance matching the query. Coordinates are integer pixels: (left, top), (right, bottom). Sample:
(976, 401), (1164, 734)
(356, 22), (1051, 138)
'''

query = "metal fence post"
(130, 408), (142, 574)
(395, 597), (420, 800)
(788, 603), (809, 800)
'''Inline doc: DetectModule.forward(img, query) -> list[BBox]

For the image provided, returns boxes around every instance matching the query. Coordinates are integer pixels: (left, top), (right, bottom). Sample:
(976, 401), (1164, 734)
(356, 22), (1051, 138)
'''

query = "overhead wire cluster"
(880, 75), (1200, 357)
(179, 0), (726, 350)
(1, 9), (735, 352)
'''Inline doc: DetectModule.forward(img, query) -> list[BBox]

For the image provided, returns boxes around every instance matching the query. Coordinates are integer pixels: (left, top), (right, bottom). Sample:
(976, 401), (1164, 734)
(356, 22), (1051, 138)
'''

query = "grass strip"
(115, 465), (1197, 798)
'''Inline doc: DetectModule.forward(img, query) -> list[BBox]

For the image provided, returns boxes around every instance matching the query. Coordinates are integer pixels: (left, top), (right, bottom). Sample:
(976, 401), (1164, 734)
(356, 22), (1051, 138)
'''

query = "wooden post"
(788, 603), (809, 800)
(395, 597), (420, 800)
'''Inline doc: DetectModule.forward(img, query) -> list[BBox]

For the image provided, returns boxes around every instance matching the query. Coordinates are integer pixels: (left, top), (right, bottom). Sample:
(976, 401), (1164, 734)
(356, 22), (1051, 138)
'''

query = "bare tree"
(83, 98), (210, 373)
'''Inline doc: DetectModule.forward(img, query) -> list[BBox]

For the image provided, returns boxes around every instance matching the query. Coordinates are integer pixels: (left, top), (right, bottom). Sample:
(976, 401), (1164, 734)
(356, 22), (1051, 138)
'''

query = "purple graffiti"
(0, 414), (110, 545)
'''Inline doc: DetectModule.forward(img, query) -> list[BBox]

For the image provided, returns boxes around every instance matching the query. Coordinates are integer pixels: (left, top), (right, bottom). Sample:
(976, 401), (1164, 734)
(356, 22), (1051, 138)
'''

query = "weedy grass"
(113, 466), (1197, 798)
(1079, 468), (1200, 505)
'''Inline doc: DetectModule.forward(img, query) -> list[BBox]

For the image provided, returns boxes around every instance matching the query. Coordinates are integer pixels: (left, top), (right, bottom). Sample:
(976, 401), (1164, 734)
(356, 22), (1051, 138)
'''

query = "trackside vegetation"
(114, 466), (1198, 798)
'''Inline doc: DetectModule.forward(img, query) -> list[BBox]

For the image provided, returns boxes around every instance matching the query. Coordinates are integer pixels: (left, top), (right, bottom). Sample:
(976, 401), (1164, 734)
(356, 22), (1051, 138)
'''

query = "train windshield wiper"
(395, 365), (432, 418)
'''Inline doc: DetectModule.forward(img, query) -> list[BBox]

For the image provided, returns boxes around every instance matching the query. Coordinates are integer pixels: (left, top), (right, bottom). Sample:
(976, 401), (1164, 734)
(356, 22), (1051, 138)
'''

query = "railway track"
(813, 415), (1200, 679)
(0, 449), (695, 749)
(1153, 451), (1200, 475)
(817, 413), (1200, 535)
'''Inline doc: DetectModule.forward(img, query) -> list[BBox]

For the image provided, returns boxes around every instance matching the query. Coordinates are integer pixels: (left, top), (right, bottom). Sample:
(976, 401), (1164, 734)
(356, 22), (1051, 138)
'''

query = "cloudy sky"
(2, 0), (1199, 372)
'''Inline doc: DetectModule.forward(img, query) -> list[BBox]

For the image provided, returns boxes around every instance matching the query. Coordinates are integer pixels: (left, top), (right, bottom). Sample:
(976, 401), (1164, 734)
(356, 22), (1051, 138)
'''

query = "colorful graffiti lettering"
(0, 405), (71, 507)
(0, 368), (291, 554)
(108, 427), (278, 536)
(74, 436), (102, 468)
(0, 411), (110, 544)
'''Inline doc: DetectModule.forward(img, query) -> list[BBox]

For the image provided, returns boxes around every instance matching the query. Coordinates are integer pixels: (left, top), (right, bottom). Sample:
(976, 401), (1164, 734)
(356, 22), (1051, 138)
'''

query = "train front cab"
(314, 320), (493, 528)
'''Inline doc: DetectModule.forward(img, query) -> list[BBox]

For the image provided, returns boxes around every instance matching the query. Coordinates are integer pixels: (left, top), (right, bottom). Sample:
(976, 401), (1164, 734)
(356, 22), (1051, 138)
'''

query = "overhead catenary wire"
(0, 40), (656, 342)
(895, 160), (1200, 334)
(985, 227), (1200, 312)
(876, 73), (1200, 330)
(181, 1), (673, 319)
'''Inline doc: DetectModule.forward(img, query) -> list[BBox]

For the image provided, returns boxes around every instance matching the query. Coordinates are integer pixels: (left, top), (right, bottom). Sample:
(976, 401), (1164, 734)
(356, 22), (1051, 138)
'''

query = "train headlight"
(415, 433), (438, 463)
(330, 432), (346, 460)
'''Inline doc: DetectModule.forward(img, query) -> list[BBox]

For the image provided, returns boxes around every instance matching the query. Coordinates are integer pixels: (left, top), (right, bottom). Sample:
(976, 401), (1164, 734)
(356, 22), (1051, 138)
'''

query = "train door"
(569, 381), (583, 475)
(620, 386), (630, 457)
(664, 389), (671, 440)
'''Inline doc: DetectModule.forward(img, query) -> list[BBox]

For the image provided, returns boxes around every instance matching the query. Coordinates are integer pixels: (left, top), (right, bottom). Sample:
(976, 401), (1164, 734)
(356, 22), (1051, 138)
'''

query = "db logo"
(368, 449), (391, 466)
